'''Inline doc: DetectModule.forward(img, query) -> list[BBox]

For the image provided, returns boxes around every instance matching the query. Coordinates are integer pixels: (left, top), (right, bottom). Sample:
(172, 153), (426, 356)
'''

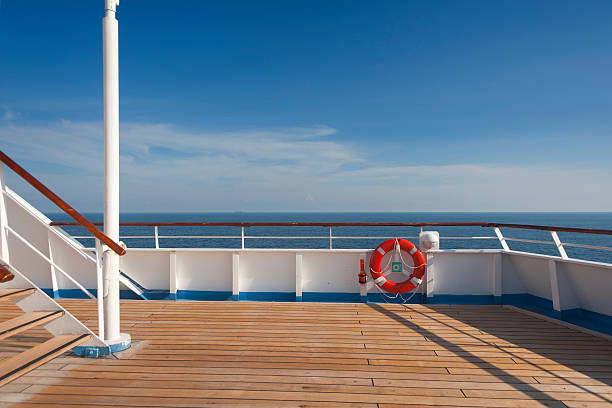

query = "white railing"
(0, 187), (107, 337)
(4, 224), (96, 299)
(0, 155), (126, 341)
(62, 223), (612, 261)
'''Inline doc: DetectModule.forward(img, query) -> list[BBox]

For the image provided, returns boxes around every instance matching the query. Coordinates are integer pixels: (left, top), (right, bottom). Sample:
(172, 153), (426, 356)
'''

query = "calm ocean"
(48, 212), (612, 264)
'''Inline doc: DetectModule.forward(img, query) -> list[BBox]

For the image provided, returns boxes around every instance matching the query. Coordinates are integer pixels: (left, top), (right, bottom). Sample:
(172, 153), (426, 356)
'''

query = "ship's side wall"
(2, 187), (611, 333)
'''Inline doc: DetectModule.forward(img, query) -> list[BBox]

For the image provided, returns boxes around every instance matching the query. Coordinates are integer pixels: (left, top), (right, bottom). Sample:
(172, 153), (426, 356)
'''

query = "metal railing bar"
(70, 234), (610, 247)
(61, 225), (612, 256)
(158, 235), (241, 239)
(438, 236), (498, 240)
(560, 242), (612, 252)
(5, 225), (96, 299)
(77, 235), (403, 240)
(503, 237), (556, 245)
(247, 236), (331, 240)
(117, 236), (158, 239)
(331, 236), (420, 240)
(71, 235), (242, 239)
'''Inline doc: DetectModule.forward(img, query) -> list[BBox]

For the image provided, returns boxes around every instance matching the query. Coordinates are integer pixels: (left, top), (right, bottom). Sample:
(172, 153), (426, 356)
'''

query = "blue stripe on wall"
(239, 292), (296, 302)
(52, 289), (93, 299)
(502, 293), (554, 310)
(178, 290), (233, 301)
(41, 288), (54, 298)
(302, 292), (361, 302)
(559, 308), (612, 335)
(501, 294), (612, 336)
(426, 294), (496, 305)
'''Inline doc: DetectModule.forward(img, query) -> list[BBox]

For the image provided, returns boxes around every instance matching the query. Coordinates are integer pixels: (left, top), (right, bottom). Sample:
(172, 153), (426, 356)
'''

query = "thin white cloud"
(0, 120), (610, 211)
(2, 107), (15, 121)
(0, 121), (353, 174)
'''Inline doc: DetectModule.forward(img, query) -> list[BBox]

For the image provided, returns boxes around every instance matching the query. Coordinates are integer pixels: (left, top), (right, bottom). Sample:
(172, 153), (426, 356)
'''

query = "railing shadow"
(367, 302), (612, 404)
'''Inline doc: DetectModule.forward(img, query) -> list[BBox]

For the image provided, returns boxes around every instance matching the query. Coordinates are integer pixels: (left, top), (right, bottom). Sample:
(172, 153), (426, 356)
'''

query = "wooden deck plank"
(0, 289), (36, 302)
(0, 299), (610, 407)
(0, 334), (91, 387)
(0, 311), (63, 341)
(11, 384), (568, 407)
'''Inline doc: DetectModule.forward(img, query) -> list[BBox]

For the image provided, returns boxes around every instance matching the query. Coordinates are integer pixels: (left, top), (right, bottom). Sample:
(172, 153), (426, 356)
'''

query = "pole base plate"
(72, 333), (131, 358)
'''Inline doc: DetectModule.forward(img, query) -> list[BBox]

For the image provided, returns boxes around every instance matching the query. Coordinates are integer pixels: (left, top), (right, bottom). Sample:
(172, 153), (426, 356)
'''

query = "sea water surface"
(48, 212), (612, 264)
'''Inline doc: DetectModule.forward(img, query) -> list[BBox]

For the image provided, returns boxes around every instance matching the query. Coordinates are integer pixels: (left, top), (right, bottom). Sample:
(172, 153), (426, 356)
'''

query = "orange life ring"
(369, 239), (426, 294)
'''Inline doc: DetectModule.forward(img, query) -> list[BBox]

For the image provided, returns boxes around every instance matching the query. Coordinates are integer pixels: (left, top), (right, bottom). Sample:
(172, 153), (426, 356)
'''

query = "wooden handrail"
(0, 151), (126, 255)
(52, 222), (487, 227)
(485, 223), (612, 236)
(48, 221), (612, 235)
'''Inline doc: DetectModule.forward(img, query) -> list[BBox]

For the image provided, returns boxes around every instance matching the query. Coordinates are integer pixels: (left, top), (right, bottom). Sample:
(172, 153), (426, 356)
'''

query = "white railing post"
(95, 239), (105, 341)
(295, 253), (303, 302)
(154, 226), (159, 249)
(550, 231), (568, 259)
(548, 259), (561, 313)
(329, 226), (333, 249)
(489, 253), (502, 304)
(169, 251), (177, 300)
(232, 252), (240, 301)
(494, 227), (510, 251)
(426, 253), (435, 300)
(241, 226), (245, 249)
(47, 230), (59, 298)
(0, 164), (10, 262)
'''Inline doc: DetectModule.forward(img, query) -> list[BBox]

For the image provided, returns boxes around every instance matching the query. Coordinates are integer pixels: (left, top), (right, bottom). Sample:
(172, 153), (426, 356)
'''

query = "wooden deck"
(0, 300), (611, 407)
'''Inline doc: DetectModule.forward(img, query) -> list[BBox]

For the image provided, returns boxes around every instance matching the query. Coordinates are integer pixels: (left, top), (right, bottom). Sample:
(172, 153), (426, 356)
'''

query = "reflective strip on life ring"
(369, 239), (426, 294)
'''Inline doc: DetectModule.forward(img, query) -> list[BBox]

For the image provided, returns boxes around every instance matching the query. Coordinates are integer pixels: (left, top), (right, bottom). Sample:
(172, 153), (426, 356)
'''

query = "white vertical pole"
(103, 0), (121, 342)
(329, 226), (332, 250)
(241, 226), (245, 250)
(0, 164), (10, 262)
(154, 226), (159, 249)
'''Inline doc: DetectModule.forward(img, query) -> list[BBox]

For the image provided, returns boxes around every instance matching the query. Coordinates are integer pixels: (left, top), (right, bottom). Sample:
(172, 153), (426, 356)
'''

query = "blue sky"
(1, 0), (611, 212)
